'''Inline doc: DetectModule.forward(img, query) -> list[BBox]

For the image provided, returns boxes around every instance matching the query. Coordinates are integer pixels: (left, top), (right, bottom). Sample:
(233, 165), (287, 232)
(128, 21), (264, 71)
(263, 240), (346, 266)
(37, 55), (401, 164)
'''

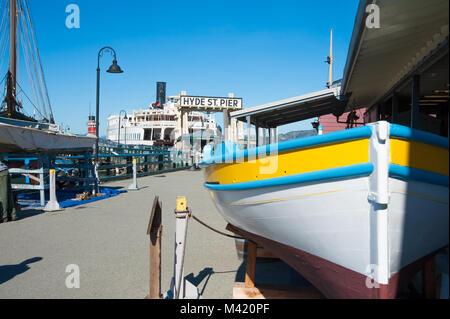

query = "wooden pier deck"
(0, 170), (307, 299)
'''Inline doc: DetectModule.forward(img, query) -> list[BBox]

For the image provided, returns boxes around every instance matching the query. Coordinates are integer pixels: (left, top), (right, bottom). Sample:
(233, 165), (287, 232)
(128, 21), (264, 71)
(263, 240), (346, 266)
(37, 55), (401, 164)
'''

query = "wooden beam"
(233, 282), (324, 299)
(256, 247), (278, 259)
(245, 241), (257, 288)
(422, 257), (436, 299)
(146, 196), (163, 299)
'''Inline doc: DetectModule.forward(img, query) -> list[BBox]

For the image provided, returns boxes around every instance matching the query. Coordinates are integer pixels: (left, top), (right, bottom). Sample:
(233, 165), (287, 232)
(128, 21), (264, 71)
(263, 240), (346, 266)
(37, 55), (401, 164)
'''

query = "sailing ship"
(0, 0), (95, 154)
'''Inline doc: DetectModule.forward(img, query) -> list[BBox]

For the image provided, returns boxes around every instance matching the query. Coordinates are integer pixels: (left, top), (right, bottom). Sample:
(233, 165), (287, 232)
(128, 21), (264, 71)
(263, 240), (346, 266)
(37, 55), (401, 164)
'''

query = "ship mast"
(6, 0), (17, 117)
(327, 28), (333, 89)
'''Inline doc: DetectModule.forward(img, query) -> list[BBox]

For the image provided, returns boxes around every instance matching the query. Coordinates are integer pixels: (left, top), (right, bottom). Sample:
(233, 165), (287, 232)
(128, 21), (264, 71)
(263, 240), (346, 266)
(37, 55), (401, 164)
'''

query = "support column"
(391, 93), (399, 124)
(223, 110), (230, 142)
(231, 118), (237, 143)
(246, 116), (251, 149)
(255, 124), (260, 147)
(411, 74), (420, 129)
(180, 110), (189, 137)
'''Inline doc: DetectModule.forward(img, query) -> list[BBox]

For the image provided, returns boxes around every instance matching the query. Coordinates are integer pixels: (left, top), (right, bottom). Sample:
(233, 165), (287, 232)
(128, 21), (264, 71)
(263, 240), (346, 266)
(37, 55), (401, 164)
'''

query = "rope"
(18, 0), (48, 121)
(190, 213), (244, 240)
(23, 0), (54, 122)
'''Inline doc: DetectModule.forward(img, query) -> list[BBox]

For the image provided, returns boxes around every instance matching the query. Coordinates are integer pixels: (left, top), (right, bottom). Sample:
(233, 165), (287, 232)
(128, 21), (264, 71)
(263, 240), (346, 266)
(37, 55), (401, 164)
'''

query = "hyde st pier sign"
(179, 95), (243, 111)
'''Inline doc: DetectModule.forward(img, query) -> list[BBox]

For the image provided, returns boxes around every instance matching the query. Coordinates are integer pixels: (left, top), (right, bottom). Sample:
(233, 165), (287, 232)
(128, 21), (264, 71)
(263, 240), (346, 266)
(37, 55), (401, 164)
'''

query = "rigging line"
(17, 0), (47, 120)
(15, 80), (45, 119)
(17, 11), (40, 119)
(0, 1), (9, 71)
(22, 0), (53, 121)
(0, 73), (7, 99)
(17, 4), (39, 108)
(19, 0), (47, 120)
(0, 0), (7, 31)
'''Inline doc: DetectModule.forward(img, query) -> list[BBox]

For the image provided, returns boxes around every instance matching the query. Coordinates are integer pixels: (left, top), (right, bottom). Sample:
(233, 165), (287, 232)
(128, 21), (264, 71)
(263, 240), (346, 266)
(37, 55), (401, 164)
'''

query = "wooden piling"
(423, 257), (436, 299)
(146, 196), (163, 299)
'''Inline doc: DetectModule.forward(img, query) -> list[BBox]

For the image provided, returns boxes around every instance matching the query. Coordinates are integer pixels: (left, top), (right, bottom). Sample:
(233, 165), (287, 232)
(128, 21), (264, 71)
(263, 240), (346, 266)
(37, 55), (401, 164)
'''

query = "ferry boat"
(106, 83), (220, 147)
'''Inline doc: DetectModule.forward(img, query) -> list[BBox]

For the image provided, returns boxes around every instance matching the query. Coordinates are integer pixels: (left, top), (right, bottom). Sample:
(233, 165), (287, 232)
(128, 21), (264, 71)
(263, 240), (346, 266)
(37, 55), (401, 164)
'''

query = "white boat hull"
(0, 122), (96, 154)
(209, 176), (449, 281)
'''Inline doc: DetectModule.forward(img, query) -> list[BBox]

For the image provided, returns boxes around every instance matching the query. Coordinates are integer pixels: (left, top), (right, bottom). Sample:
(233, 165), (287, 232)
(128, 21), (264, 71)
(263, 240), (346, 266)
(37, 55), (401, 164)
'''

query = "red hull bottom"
(227, 224), (443, 299)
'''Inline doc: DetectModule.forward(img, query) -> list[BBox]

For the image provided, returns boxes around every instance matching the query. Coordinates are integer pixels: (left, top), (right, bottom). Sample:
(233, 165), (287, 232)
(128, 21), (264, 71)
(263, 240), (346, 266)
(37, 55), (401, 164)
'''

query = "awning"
(342, 0), (449, 110)
(230, 87), (347, 127)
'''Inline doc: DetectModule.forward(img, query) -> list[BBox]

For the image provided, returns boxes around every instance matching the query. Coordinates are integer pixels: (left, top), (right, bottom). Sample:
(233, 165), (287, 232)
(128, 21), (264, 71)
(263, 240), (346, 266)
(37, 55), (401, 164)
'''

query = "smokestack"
(156, 82), (166, 108)
(88, 115), (96, 136)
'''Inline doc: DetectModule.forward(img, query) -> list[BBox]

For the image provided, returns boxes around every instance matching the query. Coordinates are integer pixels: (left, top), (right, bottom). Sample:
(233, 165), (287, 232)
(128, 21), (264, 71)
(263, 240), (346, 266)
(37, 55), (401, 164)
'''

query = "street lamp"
(117, 110), (127, 144)
(95, 46), (124, 165)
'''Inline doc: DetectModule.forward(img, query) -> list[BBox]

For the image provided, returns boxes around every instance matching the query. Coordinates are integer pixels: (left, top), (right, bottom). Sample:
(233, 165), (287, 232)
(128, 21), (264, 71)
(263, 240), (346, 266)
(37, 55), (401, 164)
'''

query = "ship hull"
(209, 176), (448, 298)
(0, 121), (96, 154)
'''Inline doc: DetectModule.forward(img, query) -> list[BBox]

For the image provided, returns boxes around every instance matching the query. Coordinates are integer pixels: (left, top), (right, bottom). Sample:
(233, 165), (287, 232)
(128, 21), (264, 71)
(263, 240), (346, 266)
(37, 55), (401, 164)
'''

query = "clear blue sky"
(6, 0), (359, 135)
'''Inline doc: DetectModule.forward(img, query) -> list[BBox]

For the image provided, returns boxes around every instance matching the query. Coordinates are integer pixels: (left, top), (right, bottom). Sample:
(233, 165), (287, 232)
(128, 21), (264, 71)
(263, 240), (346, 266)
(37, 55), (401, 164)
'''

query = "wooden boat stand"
(226, 224), (324, 299)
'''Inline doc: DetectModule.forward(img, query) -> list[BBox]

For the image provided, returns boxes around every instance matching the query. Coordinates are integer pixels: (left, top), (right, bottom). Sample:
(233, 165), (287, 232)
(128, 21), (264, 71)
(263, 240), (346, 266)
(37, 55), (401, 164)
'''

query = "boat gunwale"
(200, 125), (374, 166)
(390, 124), (449, 150)
(204, 162), (375, 191)
(389, 163), (449, 187)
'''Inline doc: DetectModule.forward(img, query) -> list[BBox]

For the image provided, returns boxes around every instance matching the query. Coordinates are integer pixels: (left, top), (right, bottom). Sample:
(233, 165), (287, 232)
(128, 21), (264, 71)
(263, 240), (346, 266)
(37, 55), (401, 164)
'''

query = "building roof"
(341, 0), (449, 110)
(230, 87), (347, 127)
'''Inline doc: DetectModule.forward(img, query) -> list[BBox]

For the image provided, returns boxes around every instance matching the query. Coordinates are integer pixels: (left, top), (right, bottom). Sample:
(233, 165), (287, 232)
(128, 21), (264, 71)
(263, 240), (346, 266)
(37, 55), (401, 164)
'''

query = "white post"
(44, 169), (62, 212)
(368, 121), (391, 286)
(39, 168), (45, 207)
(128, 158), (139, 190)
(167, 196), (199, 299)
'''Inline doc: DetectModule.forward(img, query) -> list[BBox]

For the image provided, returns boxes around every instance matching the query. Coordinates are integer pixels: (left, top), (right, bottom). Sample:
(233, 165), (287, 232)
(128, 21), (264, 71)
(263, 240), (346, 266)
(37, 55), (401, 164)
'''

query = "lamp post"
(122, 124), (127, 145)
(95, 46), (124, 166)
(117, 110), (127, 144)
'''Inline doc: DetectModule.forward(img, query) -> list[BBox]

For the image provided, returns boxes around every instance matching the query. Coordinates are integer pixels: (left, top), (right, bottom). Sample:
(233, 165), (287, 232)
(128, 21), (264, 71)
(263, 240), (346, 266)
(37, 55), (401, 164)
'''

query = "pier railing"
(93, 150), (189, 182)
(3, 146), (190, 206)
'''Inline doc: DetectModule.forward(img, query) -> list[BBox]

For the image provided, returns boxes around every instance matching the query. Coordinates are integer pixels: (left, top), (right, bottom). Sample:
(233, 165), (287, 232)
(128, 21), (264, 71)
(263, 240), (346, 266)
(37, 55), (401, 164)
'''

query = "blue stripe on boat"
(390, 124), (449, 149)
(204, 162), (375, 191)
(201, 125), (373, 165)
(389, 164), (449, 187)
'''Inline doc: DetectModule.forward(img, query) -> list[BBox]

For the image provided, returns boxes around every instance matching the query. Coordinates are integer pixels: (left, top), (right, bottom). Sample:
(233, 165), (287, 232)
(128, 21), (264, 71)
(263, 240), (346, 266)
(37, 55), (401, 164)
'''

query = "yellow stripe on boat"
(205, 139), (370, 185)
(390, 139), (449, 177)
